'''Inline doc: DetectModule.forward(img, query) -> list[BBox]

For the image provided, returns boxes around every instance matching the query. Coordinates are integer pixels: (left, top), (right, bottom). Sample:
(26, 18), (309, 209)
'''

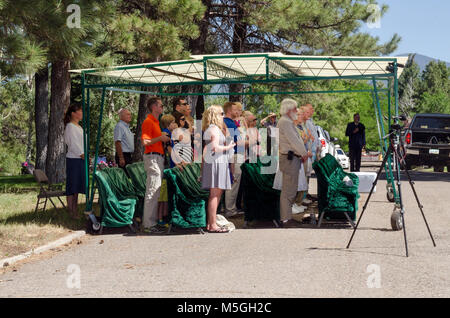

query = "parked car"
(404, 113), (450, 172)
(316, 125), (337, 159)
(334, 145), (349, 169)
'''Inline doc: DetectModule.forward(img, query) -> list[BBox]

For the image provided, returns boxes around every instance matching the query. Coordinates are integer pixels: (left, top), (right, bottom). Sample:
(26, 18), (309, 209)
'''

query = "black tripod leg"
(393, 148), (409, 257)
(399, 148), (437, 247)
(347, 146), (391, 249)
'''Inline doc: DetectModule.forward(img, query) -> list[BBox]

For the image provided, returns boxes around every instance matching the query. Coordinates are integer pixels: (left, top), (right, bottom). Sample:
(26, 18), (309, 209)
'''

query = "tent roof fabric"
(70, 52), (408, 85)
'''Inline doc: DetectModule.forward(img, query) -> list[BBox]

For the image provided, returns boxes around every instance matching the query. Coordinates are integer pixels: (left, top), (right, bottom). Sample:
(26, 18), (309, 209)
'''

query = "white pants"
(143, 154), (164, 228)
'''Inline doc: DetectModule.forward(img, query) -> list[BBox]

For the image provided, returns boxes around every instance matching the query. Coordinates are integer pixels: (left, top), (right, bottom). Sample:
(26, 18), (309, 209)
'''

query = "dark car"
(404, 113), (450, 172)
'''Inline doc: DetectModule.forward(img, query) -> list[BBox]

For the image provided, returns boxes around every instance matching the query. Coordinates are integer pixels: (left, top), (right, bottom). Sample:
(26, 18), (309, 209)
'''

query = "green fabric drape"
(164, 163), (208, 228)
(94, 169), (136, 228)
(241, 159), (280, 221)
(126, 162), (146, 197)
(312, 154), (360, 220)
(125, 162), (146, 217)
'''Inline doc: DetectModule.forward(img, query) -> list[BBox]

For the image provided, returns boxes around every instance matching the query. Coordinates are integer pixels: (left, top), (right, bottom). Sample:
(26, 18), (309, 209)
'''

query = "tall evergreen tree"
(398, 55), (421, 116)
(190, 0), (401, 102)
(3, 0), (116, 182)
(417, 60), (450, 114)
(106, 0), (205, 161)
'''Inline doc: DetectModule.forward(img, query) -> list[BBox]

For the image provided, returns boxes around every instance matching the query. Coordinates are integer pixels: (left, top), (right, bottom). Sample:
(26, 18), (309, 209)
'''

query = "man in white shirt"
(114, 108), (135, 169)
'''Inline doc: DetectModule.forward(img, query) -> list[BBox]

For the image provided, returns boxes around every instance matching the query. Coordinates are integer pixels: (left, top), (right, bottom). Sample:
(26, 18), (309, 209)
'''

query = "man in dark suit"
(345, 113), (366, 172)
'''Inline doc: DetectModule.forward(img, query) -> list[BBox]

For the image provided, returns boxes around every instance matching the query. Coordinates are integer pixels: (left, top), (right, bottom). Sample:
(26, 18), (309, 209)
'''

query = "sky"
(360, 0), (450, 62)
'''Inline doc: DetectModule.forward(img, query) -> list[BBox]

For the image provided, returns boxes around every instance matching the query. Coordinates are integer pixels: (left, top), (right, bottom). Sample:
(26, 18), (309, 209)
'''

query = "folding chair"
(33, 169), (67, 213)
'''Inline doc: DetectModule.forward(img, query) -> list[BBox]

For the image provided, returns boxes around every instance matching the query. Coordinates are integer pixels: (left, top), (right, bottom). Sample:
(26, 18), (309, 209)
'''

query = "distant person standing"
(114, 108), (134, 170)
(64, 104), (85, 220)
(345, 113), (366, 172)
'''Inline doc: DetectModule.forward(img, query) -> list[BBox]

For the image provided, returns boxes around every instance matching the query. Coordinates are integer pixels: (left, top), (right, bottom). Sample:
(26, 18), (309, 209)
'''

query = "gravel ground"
(0, 165), (449, 298)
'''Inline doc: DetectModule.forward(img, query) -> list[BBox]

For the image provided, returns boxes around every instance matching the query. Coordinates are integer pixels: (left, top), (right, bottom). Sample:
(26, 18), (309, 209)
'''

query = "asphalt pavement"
(0, 164), (449, 298)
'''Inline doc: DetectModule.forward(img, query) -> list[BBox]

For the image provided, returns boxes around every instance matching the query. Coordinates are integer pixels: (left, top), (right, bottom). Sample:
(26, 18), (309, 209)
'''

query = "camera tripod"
(346, 124), (436, 257)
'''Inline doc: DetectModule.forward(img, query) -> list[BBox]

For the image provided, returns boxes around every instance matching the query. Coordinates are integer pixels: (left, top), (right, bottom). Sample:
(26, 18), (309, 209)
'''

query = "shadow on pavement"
(370, 170), (450, 182)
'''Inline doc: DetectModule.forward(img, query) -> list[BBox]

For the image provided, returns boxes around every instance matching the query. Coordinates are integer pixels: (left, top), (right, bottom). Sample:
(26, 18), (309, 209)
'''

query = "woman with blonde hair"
(201, 105), (235, 233)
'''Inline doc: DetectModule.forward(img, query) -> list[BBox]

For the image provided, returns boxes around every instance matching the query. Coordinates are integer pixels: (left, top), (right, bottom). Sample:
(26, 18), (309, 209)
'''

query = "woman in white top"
(64, 105), (85, 219)
(172, 112), (193, 165)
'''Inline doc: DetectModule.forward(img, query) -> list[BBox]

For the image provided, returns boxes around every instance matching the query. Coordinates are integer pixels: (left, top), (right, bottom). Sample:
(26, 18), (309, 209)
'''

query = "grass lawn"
(0, 175), (40, 193)
(0, 175), (98, 259)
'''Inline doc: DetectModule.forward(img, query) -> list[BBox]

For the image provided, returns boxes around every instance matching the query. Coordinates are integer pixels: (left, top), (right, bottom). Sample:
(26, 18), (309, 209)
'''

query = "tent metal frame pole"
(101, 87), (388, 96)
(83, 73), (394, 89)
(385, 78), (398, 202)
(81, 72), (90, 206)
(372, 77), (398, 203)
(86, 87), (106, 211)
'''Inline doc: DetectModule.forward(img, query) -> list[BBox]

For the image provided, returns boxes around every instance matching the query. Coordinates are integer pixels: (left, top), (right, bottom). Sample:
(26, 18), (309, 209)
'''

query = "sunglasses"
(182, 102), (189, 106)
(180, 117), (186, 121)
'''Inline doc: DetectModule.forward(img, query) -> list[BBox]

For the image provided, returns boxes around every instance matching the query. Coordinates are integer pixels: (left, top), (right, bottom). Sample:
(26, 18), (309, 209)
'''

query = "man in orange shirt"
(141, 97), (170, 233)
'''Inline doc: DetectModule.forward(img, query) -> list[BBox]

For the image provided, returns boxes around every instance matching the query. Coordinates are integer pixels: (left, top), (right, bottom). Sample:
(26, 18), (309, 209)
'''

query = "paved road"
(1, 166), (449, 298)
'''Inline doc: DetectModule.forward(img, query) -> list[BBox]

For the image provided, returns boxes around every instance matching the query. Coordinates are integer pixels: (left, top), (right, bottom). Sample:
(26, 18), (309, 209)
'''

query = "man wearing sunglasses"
(172, 97), (190, 129)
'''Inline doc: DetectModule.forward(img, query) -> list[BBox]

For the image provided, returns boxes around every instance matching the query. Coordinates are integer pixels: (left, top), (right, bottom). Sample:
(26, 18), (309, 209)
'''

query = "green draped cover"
(94, 168), (136, 228)
(241, 159), (280, 221)
(125, 162), (146, 217)
(164, 163), (208, 228)
(312, 154), (360, 220)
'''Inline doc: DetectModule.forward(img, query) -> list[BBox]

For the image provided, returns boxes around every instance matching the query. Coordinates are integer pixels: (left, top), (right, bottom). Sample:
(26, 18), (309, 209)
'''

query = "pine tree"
(2, 0), (117, 182)
(189, 0), (401, 102)
(417, 60), (450, 114)
(398, 55), (421, 116)
(106, 0), (205, 161)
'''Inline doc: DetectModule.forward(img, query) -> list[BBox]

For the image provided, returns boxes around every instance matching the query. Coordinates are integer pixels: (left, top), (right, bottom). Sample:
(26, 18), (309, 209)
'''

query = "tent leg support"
(344, 212), (356, 229)
(318, 212), (325, 228)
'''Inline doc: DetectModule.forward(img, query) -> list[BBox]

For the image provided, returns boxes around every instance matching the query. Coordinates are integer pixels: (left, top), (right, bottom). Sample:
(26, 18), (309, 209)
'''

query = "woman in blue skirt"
(64, 104), (86, 219)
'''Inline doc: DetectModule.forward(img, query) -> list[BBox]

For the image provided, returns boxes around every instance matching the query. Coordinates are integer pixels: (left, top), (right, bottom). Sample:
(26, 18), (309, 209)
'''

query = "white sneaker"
(292, 204), (306, 214)
(302, 198), (313, 205)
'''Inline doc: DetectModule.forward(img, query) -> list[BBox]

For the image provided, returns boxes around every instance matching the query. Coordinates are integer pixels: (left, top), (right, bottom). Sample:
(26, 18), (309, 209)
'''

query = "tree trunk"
(187, 0), (211, 117)
(35, 67), (49, 171)
(229, 4), (247, 102)
(132, 90), (150, 162)
(47, 60), (71, 184)
(26, 107), (34, 162)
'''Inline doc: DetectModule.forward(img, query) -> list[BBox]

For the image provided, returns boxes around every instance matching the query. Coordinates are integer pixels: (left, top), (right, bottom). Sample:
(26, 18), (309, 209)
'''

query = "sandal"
(207, 227), (229, 233)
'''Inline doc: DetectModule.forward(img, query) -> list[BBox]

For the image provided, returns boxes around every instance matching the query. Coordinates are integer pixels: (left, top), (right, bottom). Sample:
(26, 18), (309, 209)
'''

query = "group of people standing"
(273, 99), (321, 227)
(62, 96), (326, 232)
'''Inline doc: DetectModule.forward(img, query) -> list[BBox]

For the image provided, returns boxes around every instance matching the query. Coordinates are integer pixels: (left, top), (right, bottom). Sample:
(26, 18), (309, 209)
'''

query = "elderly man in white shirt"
(114, 108), (135, 170)
(277, 99), (309, 228)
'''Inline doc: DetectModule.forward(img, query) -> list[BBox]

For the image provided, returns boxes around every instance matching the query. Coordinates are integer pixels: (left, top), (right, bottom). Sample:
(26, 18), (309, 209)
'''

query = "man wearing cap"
(141, 97), (171, 233)
(114, 108), (135, 170)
